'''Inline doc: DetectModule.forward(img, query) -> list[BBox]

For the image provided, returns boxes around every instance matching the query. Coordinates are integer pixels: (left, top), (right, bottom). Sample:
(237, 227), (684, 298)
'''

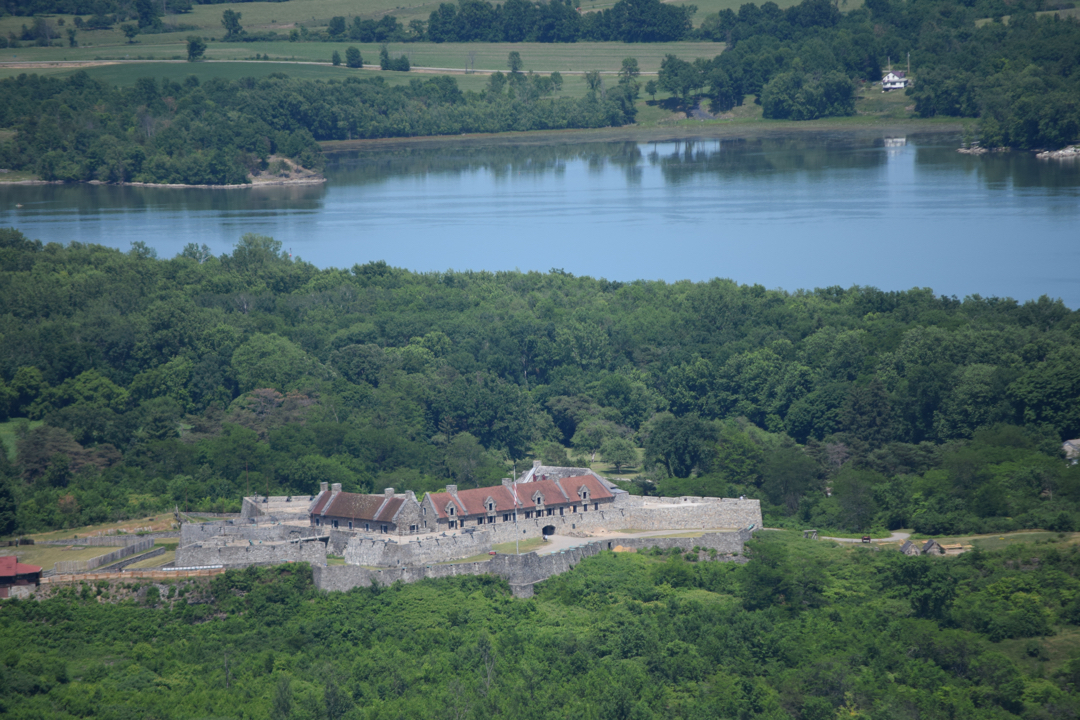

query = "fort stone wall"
(344, 532), (493, 567)
(176, 540), (326, 568)
(180, 522), (321, 547)
(316, 530), (751, 597)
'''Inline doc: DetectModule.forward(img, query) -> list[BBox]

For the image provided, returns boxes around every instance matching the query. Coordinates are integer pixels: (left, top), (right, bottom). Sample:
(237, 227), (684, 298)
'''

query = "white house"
(881, 71), (908, 92)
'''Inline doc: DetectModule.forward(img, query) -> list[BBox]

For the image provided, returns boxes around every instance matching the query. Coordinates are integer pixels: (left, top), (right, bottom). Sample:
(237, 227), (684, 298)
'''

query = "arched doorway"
(542, 525), (556, 537)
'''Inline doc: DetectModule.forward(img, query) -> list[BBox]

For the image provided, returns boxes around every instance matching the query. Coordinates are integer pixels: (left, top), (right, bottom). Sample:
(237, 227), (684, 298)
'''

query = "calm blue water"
(2, 132), (1079, 307)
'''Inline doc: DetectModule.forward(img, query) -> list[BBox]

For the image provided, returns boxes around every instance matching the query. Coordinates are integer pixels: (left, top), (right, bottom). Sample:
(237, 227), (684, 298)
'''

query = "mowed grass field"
(0, 34), (725, 73)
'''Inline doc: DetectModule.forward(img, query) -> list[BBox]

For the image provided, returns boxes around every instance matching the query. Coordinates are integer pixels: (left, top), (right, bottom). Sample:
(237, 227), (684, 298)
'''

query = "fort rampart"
(338, 497), (760, 567)
(317, 529), (751, 598)
(176, 540), (326, 568)
(180, 522), (321, 546)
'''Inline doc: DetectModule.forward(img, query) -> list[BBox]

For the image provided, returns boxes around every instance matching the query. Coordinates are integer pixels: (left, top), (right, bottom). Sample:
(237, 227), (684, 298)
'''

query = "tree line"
(0, 227), (1077, 537)
(0, 70), (634, 185)
(1, 0), (283, 19)
(5, 532), (1080, 718)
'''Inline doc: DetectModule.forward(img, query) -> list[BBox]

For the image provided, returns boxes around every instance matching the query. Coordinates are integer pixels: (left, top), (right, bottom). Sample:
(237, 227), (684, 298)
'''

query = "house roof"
(425, 490), (466, 520)
(518, 464), (620, 490)
(375, 497), (404, 522)
(883, 71), (906, 78)
(311, 491), (408, 524)
(523, 479), (570, 507)
(309, 491), (334, 516)
(558, 474), (615, 502)
(426, 475), (616, 520)
(0, 555), (42, 579)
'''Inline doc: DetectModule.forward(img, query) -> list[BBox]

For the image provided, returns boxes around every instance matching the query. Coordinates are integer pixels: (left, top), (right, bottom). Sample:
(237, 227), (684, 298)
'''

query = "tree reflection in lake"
(2, 132), (1077, 307)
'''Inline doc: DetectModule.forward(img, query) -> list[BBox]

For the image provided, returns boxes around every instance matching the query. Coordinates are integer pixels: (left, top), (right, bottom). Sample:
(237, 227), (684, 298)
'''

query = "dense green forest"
(0, 226), (1078, 538)
(0, 70), (633, 185)
(5, 533), (1080, 718)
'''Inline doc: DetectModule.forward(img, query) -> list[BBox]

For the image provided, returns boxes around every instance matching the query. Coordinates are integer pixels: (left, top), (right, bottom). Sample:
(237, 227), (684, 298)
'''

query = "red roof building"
(422, 476), (615, 531)
(0, 555), (42, 598)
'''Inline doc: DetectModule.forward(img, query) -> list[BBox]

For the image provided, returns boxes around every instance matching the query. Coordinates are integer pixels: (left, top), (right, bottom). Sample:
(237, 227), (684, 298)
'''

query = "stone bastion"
(316, 529), (753, 598)
(175, 495), (761, 578)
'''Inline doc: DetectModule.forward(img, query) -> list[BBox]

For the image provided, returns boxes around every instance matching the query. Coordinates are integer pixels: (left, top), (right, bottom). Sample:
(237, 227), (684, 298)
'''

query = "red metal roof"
(0, 555), (42, 578)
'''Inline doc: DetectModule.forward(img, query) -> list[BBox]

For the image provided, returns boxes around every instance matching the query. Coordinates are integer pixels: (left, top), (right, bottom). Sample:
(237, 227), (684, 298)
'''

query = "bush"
(345, 46), (362, 68)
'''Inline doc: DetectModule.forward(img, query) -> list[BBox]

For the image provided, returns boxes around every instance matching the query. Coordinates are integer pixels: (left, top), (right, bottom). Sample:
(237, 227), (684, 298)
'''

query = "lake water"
(3, 132), (1079, 308)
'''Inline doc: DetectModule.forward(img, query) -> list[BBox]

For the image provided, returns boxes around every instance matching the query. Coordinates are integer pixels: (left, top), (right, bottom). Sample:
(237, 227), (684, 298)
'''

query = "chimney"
(320, 482), (328, 493)
(501, 478), (512, 487)
(331, 483), (342, 493)
(446, 485), (458, 495)
(384, 488), (395, 498)
(533, 460), (541, 469)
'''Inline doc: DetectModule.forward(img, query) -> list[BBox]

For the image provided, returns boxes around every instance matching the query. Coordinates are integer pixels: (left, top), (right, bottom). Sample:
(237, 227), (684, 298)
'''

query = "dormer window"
(487, 501), (495, 512)
(449, 506), (455, 516)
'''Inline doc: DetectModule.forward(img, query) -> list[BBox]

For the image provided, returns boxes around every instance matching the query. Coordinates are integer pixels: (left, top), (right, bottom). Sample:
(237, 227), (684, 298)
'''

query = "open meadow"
(0, 34), (725, 72)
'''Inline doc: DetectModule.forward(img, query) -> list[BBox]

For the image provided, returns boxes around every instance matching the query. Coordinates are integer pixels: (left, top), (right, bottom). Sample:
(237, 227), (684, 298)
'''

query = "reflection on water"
(4, 180), (326, 215)
(2, 132), (1078, 306)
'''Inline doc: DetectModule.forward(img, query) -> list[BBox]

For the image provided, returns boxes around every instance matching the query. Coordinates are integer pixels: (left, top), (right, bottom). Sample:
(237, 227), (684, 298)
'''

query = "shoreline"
(0, 118), (973, 188)
(1, 175), (327, 189)
(318, 118), (965, 154)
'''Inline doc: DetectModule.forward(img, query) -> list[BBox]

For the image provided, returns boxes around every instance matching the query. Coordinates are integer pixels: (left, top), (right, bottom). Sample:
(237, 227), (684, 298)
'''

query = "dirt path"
(819, 531), (911, 544)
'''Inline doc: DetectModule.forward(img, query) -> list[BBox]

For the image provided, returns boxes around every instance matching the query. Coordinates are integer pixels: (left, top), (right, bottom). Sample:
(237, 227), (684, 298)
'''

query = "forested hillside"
(5, 533), (1080, 719)
(0, 227), (1078, 537)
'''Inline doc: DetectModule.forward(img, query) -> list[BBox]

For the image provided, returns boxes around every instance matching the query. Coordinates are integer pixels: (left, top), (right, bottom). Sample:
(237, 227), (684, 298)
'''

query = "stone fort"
(176, 462), (762, 595)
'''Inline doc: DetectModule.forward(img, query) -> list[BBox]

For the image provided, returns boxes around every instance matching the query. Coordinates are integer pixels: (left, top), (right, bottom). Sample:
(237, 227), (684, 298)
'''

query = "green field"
(11, 543), (118, 571)
(0, 36), (725, 72)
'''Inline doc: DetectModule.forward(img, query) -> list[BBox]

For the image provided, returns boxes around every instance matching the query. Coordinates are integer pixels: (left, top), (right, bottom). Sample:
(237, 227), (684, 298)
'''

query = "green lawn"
(491, 537), (546, 555)
(11, 544), (118, 571)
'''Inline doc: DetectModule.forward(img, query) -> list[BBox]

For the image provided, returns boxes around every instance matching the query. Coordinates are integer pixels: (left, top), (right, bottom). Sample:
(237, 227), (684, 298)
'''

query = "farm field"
(0, 37), (725, 72)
